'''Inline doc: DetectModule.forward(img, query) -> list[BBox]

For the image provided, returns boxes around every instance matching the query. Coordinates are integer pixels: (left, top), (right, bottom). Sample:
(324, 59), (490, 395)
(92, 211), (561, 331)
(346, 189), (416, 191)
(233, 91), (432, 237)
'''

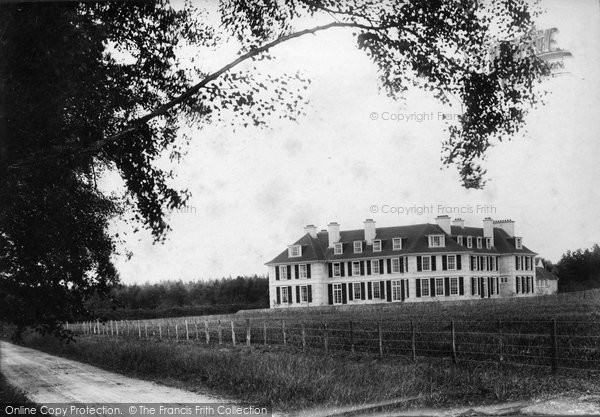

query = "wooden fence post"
(324, 323), (328, 353)
(551, 318), (558, 373)
(378, 321), (383, 358)
(263, 322), (267, 346)
(301, 322), (306, 352)
(144, 324), (148, 340)
(498, 319), (503, 364)
(246, 319), (251, 347)
(349, 320), (355, 353)
(218, 320), (223, 345)
(195, 322), (199, 341)
(185, 320), (189, 341)
(167, 324), (171, 339)
(175, 323), (179, 340)
(138, 322), (141, 339)
(116, 321), (119, 337)
(231, 320), (236, 346)
(411, 320), (416, 362)
(159, 323), (162, 340)
(204, 321), (210, 344)
(451, 320), (457, 364)
(110, 321), (114, 336)
(282, 320), (287, 347)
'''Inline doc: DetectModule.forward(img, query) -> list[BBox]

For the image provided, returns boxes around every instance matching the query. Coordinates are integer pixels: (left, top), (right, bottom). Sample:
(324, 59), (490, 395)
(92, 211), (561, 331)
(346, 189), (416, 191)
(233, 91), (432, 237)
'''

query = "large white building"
(266, 216), (538, 308)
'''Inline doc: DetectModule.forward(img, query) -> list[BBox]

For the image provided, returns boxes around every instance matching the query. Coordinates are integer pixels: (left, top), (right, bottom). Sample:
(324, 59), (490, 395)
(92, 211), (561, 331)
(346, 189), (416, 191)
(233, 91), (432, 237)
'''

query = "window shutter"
(496, 277), (500, 294)
(480, 277), (484, 298)
(360, 282), (365, 300)
(404, 257), (408, 273)
(444, 277), (450, 296)
(431, 256), (437, 271)
(387, 258), (392, 274)
(430, 278), (435, 297)
(341, 262), (345, 277)
(307, 264), (311, 279)
(328, 263), (332, 278)
(515, 256), (518, 270)
(275, 267), (280, 281)
(459, 277), (464, 295)
(379, 259), (384, 274)
(400, 258), (404, 273)
(367, 260), (371, 275)
(386, 280), (392, 302)
(471, 277), (475, 295)
(470, 256), (475, 271)
(348, 283), (353, 301)
(287, 265), (292, 280)
(342, 283), (347, 304)
(368, 282), (372, 299)
(288, 286), (293, 303)
(401, 280), (405, 301)
(328, 284), (333, 305)
(308, 285), (312, 302)
(295, 265), (299, 279)
(347, 262), (352, 277)
(417, 256), (422, 271)
(487, 277), (492, 297)
(405, 279), (409, 298)
(416, 279), (421, 297)
(380, 281), (385, 299)
(496, 256), (499, 271)
(296, 286), (300, 303)
(457, 255), (462, 270)
(442, 255), (448, 271)
(277, 287), (281, 304)
(360, 261), (365, 276)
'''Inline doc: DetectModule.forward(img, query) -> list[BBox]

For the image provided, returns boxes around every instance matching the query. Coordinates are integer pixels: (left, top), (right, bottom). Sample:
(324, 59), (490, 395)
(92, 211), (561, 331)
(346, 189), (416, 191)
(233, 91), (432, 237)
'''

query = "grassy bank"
(0, 372), (36, 404)
(21, 332), (600, 412)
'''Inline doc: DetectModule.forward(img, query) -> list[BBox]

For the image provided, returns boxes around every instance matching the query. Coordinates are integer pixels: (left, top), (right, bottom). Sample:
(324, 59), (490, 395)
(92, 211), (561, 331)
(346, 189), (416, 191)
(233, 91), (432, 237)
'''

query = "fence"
(67, 317), (600, 373)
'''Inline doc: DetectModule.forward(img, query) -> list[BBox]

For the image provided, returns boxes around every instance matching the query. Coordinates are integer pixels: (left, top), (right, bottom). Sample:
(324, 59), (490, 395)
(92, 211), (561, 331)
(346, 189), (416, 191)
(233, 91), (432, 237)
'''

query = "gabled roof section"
(536, 267), (559, 280)
(266, 233), (326, 265)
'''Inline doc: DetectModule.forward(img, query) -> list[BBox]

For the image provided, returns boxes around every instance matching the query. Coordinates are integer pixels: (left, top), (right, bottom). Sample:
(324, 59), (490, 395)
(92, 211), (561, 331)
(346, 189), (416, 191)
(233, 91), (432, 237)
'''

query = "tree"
(556, 245), (600, 292)
(0, 0), (549, 337)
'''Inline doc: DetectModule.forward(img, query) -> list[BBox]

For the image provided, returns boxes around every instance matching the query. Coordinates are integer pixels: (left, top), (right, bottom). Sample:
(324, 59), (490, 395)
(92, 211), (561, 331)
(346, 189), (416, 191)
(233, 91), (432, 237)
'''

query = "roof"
(266, 222), (536, 265)
(536, 267), (559, 280)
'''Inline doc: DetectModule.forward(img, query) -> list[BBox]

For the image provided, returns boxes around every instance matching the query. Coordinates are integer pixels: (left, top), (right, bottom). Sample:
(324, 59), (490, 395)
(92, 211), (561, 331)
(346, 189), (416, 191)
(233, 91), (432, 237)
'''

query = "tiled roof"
(536, 267), (559, 280)
(266, 223), (536, 265)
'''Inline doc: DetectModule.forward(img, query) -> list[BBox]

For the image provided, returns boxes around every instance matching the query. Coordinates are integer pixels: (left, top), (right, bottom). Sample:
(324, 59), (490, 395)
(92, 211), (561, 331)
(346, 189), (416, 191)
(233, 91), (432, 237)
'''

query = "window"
(354, 241), (362, 253)
(372, 282), (381, 298)
(421, 279), (430, 296)
(334, 243), (343, 255)
(299, 264), (307, 279)
(435, 278), (444, 296)
(457, 235), (463, 246)
(373, 240), (382, 252)
(333, 284), (342, 304)
(467, 236), (473, 248)
(486, 238), (492, 249)
(447, 255), (456, 270)
(450, 277), (458, 295)
(352, 261), (361, 276)
(429, 235), (444, 248)
(353, 282), (362, 300)
(393, 238), (402, 250)
(391, 258), (401, 273)
(500, 277), (508, 283)
(476, 237), (482, 249)
(516, 276), (521, 293)
(281, 286), (289, 303)
(371, 260), (380, 275)
(516, 237), (522, 249)
(422, 256), (431, 272)
(472, 277), (479, 295)
(490, 278), (496, 295)
(279, 265), (288, 280)
(392, 280), (402, 301)
(333, 263), (341, 277)
(300, 285), (308, 302)
(482, 278), (488, 296)
(525, 257), (530, 271)
(288, 245), (301, 257)
(491, 257), (496, 271)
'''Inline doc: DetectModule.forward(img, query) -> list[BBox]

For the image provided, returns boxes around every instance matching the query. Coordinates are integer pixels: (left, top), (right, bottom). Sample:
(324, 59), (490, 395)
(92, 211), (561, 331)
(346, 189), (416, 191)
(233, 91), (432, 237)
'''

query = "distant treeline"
(86, 275), (269, 320)
(556, 244), (600, 293)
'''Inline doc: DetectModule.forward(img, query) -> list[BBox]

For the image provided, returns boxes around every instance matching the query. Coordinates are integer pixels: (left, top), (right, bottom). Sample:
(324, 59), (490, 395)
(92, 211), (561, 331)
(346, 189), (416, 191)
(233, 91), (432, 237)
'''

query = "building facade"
(266, 216), (538, 308)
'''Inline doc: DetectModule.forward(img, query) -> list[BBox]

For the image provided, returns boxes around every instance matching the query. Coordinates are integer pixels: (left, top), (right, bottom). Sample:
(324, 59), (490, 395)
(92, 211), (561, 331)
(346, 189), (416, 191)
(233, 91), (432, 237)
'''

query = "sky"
(105, 0), (600, 284)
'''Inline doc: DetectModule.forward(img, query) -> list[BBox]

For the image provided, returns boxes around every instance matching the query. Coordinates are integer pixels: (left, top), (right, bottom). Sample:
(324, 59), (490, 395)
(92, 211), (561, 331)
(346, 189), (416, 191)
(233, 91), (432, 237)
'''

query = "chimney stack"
(493, 219), (515, 238)
(435, 215), (451, 235)
(483, 217), (494, 247)
(304, 224), (317, 238)
(452, 218), (465, 228)
(363, 219), (376, 245)
(327, 222), (340, 248)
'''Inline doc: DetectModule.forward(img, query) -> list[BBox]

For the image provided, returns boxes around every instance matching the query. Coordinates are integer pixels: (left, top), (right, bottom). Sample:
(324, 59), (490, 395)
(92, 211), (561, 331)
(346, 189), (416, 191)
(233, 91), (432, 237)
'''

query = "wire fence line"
(68, 316), (600, 373)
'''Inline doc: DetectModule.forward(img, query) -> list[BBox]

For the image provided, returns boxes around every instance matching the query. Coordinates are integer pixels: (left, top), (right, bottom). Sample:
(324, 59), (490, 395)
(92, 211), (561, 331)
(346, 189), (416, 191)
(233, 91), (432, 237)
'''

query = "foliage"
(556, 244), (600, 292)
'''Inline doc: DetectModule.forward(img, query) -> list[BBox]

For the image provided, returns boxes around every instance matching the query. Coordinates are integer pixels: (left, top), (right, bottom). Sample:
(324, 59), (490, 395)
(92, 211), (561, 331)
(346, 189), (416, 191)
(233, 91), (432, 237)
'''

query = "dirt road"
(0, 341), (228, 403)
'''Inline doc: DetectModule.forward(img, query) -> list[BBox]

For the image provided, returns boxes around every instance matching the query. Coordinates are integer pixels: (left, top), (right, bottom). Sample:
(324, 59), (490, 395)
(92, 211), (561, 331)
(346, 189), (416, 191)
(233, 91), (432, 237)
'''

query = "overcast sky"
(106, 0), (600, 284)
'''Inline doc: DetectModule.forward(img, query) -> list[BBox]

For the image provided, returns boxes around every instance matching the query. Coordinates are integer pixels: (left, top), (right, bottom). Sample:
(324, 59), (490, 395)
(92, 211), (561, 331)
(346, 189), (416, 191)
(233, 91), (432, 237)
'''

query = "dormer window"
(485, 238), (492, 249)
(457, 235), (463, 246)
(515, 237), (522, 249)
(353, 241), (363, 253)
(288, 245), (301, 258)
(476, 237), (482, 249)
(373, 240), (382, 252)
(334, 243), (343, 255)
(466, 236), (473, 248)
(428, 235), (445, 248)
(392, 238), (402, 250)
